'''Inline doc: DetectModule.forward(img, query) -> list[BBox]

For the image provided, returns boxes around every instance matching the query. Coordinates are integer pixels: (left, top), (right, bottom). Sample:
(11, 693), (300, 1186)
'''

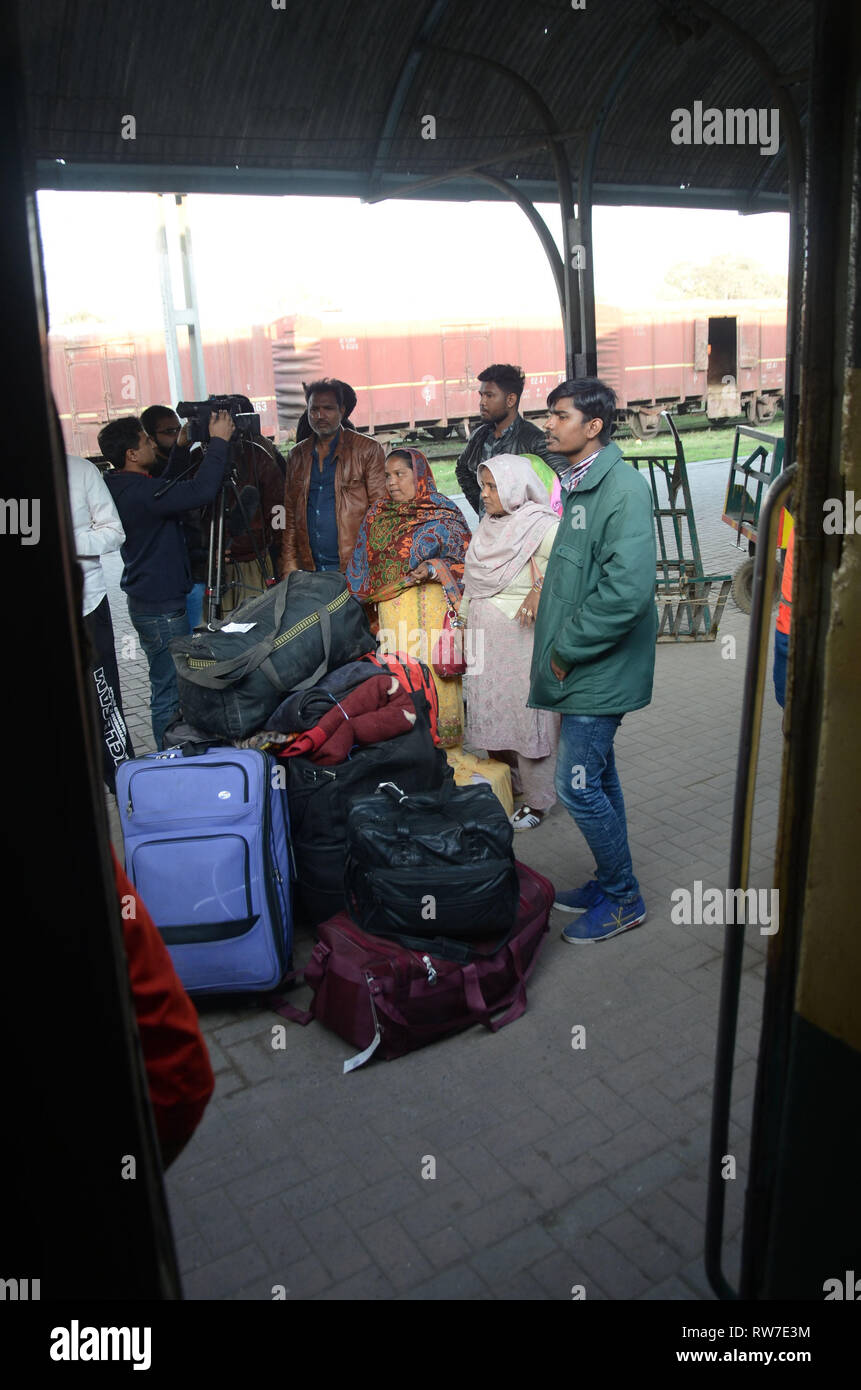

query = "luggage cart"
(625, 413), (732, 641)
(721, 425), (786, 613)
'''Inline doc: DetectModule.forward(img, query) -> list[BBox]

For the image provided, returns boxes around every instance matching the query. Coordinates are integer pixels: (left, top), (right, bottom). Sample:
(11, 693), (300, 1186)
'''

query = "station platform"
(105, 456), (782, 1300)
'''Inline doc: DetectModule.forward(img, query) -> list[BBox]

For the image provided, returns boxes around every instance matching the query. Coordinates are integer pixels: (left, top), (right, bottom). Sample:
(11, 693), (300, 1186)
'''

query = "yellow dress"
(376, 582), (464, 748)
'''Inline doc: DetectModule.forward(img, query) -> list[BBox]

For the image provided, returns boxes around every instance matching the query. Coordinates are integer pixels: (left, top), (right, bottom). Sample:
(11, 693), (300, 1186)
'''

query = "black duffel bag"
(170, 573), (373, 740)
(344, 781), (519, 961)
(284, 687), (451, 928)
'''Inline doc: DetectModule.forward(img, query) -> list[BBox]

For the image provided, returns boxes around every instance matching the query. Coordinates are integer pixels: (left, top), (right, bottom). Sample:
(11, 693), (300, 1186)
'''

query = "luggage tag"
(343, 972), (382, 1073)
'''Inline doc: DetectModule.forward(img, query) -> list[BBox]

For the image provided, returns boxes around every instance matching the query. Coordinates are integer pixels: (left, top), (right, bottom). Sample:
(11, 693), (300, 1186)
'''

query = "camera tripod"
(203, 464), (276, 627)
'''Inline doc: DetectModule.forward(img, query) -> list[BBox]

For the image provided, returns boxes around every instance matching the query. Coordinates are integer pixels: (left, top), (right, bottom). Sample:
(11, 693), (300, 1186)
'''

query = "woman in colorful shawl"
(346, 448), (471, 748)
(460, 454), (561, 829)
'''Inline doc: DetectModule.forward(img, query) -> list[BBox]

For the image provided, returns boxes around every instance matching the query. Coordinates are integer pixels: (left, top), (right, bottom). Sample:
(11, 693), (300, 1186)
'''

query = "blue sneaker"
(561, 894), (647, 944)
(554, 880), (607, 915)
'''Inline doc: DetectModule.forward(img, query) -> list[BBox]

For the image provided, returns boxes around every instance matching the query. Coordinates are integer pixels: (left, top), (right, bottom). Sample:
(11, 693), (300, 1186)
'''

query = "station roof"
(22, 0), (809, 212)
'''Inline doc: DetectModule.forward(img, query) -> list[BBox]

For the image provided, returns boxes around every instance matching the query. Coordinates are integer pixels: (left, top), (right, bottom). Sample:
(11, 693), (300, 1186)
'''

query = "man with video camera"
(99, 409), (235, 749)
(215, 394), (285, 613)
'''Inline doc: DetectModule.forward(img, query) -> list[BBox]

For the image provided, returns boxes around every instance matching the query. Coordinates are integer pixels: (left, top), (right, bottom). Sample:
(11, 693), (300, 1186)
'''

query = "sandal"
(510, 804), (545, 830)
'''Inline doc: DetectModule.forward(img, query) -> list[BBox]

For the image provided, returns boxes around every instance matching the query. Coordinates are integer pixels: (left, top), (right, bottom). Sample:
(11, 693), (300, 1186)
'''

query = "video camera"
(176, 394), (261, 445)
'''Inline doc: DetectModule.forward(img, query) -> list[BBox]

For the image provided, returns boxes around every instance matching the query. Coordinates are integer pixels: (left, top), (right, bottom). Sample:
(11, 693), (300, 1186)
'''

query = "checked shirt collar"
(558, 448), (601, 494)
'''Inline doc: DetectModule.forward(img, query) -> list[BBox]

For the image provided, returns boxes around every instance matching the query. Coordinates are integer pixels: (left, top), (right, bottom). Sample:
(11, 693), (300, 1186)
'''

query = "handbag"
(431, 607), (466, 678)
(271, 863), (554, 1070)
(344, 779), (519, 959)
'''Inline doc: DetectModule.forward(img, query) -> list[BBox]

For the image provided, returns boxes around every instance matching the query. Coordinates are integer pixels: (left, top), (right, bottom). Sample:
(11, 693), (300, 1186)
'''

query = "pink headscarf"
(463, 454), (558, 600)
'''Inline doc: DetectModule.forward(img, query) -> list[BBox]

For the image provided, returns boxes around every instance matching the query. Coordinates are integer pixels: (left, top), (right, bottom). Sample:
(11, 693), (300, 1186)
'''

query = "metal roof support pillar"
(156, 194), (183, 408)
(427, 46), (578, 376)
(156, 193), (207, 407)
(578, 19), (663, 381)
(176, 194), (207, 398)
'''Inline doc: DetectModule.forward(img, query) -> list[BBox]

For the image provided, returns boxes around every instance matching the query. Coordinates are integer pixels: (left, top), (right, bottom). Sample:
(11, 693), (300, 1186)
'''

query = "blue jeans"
(773, 629), (789, 708)
(186, 581), (206, 631)
(129, 606), (190, 749)
(554, 713), (640, 904)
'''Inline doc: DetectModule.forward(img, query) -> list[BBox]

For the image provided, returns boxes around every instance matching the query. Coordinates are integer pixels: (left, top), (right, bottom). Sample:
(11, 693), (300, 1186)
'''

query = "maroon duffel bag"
(272, 862), (554, 1070)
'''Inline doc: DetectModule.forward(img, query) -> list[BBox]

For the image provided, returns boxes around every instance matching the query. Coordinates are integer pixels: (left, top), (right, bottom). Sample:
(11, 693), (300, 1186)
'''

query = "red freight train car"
(50, 325), (281, 457)
(52, 301), (785, 456)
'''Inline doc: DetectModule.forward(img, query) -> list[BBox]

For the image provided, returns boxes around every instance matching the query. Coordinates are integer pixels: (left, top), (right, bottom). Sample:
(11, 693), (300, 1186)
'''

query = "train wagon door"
(442, 325), (490, 422)
(104, 342), (138, 417)
(65, 343), (109, 456)
(706, 315), (740, 420)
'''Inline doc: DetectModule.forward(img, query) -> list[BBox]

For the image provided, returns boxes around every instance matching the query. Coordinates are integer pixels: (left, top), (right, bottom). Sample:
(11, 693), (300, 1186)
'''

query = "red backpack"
(368, 651), (440, 746)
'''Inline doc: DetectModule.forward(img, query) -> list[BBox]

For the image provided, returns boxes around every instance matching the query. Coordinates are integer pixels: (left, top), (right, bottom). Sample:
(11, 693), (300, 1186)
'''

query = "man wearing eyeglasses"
(141, 405), (207, 628)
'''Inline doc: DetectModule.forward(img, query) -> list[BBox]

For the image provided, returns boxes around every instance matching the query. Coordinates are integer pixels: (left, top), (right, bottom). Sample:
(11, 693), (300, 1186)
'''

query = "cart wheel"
(731, 557), (784, 614)
(731, 558), (755, 613)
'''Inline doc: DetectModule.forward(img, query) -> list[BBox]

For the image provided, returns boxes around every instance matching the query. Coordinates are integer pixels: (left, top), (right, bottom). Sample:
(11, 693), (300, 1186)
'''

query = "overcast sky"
(36, 191), (789, 335)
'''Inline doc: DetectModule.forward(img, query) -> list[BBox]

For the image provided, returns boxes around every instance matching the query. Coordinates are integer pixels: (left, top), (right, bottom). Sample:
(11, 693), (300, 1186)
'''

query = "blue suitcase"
(117, 748), (293, 995)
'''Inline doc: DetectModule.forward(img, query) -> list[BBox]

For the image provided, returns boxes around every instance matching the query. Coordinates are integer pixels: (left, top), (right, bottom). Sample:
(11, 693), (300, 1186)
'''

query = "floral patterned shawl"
(346, 448), (471, 603)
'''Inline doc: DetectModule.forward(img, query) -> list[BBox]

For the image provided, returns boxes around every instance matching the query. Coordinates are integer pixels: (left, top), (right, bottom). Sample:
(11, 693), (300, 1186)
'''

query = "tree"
(661, 253), (786, 300)
(60, 308), (107, 325)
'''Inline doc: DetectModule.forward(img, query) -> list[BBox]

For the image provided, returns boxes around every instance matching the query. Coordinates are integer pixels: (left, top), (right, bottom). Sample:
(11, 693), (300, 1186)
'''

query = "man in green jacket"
(528, 379), (657, 942)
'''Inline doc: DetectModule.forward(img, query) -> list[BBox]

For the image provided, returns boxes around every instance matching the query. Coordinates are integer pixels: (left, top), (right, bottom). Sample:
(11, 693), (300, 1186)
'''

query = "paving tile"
(679, 1256), (718, 1300)
(607, 1148), (687, 1203)
(360, 1216), (435, 1290)
(602, 1208), (681, 1282)
(188, 1188), (254, 1261)
(561, 1230), (652, 1299)
(336, 1172), (427, 1230)
(175, 1232), (211, 1274)
(446, 1139), (518, 1200)
(279, 1161), (378, 1222)
(244, 1196), (312, 1269)
(478, 1106), (561, 1156)
(269, 1253), (333, 1299)
(497, 1145), (578, 1211)
(639, 1275), (700, 1300)
(636, 1188), (706, 1261)
(398, 1180), (485, 1241)
(459, 1188), (545, 1249)
(529, 1248), (605, 1301)
(539, 1184), (625, 1242)
(422, 1224), (473, 1271)
(316, 1267), (397, 1300)
(538, 1113), (615, 1168)
(298, 1207), (374, 1281)
(182, 1243), (270, 1300)
(397, 1266), (492, 1301)
(492, 1269), (549, 1300)
(469, 1222), (557, 1286)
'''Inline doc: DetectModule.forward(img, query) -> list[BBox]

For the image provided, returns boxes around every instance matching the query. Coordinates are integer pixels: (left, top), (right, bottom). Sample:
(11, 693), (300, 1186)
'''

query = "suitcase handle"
(376, 779), (455, 810)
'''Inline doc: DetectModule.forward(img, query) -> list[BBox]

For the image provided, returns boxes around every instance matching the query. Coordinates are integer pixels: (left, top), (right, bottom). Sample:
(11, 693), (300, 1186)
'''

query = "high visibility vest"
(777, 525), (795, 636)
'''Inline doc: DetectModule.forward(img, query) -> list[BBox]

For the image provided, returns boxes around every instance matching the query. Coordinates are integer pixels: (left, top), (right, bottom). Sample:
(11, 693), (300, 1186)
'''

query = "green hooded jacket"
(528, 441), (658, 715)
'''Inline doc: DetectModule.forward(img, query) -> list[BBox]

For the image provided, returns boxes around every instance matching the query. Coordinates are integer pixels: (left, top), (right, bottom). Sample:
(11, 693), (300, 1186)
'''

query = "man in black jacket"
(454, 363), (556, 515)
(141, 404), (208, 629)
(100, 411), (234, 749)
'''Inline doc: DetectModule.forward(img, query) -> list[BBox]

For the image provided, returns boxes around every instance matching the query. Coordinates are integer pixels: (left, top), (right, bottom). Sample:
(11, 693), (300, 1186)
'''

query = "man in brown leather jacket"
(279, 379), (387, 575)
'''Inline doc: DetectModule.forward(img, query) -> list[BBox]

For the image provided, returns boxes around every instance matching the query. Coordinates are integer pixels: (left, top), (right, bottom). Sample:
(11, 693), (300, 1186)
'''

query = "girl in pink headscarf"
(460, 455), (561, 830)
